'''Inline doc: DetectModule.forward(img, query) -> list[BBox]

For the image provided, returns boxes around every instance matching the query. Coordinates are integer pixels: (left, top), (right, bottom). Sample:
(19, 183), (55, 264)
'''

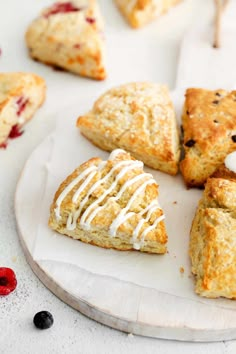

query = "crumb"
(179, 267), (184, 274)
(12, 256), (17, 263)
(173, 201), (177, 204)
(128, 333), (134, 338)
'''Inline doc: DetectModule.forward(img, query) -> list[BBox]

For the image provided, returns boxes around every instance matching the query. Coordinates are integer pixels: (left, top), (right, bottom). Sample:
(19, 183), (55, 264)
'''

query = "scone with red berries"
(25, 0), (106, 80)
(115, 0), (182, 28)
(0, 72), (46, 148)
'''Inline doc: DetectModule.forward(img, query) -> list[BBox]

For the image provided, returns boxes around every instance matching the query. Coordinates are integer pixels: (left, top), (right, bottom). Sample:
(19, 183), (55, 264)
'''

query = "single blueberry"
(33, 311), (54, 330)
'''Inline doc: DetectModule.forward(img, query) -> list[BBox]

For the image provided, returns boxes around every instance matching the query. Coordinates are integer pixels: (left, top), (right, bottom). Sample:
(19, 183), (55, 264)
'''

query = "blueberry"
(33, 311), (54, 330)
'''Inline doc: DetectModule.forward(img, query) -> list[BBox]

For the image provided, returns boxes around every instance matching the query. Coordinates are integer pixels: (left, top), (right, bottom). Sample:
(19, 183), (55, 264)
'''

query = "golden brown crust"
(49, 149), (168, 253)
(77, 82), (180, 175)
(115, 0), (182, 28)
(0, 72), (46, 145)
(190, 165), (236, 299)
(180, 88), (236, 188)
(25, 0), (106, 80)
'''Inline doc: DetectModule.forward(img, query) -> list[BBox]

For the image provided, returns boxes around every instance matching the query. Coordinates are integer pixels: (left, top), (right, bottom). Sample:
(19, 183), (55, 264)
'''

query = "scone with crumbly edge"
(180, 88), (236, 188)
(77, 82), (180, 175)
(190, 152), (236, 299)
(0, 72), (46, 147)
(49, 149), (168, 253)
(25, 0), (106, 80)
(115, 0), (182, 28)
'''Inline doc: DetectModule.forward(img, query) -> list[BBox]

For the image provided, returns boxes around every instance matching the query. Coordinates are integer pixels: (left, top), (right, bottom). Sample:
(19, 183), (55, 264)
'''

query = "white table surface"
(1, 0), (236, 353)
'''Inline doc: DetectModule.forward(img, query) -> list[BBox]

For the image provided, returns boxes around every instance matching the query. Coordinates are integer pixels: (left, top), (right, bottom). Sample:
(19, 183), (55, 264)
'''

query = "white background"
(1, 0), (236, 353)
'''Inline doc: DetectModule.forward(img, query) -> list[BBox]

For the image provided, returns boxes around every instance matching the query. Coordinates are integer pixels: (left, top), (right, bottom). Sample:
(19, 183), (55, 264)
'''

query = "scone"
(190, 151), (236, 299)
(0, 72), (46, 148)
(115, 0), (182, 28)
(49, 149), (168, 253)
(180, 88), (236, 188)
(25, 0), (106, 80)
(77, 82), (180, 175)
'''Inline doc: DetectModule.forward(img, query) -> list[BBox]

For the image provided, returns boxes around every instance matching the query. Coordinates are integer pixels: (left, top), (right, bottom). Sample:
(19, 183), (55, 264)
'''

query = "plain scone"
(180, 88), (236, 188)
(115, 0), (182, 28)
(0, 72), (46, 146)
(25, 0), (106, 80)
(190, 162), (236, 299)
(49, 149), (168, 253)
(77, 82), (180, 175)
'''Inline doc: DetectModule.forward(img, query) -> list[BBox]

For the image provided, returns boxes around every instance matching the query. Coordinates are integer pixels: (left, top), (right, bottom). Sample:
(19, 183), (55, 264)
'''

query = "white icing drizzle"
(54, 165), (97, 220)
(80, 161), (143, 229)
(67, 160), (143, 230)
(55, 149), (165, 249)
(225, 151), (236, 173)
(109, 178), (156, 237)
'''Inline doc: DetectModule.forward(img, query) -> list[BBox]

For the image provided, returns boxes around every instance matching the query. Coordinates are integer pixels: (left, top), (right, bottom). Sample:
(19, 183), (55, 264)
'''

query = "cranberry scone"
(0, 72), (46, 147)
(180, 88), (236, 188)
(49, 149), (167, 253)
(115, 0), (182, 28)
(25, 0), (106, 80)
(77, 82), (180, 175)
(190, 151), (236, 299)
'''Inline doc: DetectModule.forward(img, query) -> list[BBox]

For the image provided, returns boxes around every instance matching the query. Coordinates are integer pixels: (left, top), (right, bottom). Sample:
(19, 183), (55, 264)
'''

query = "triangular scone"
(49, 149), (167, 253)
(0, 72), (46, 147)
(180, 88), (236, 188)
(77, 82), (180, 175)
(115, 0), (182, 28)
(25, 0), (106, 80)
(190, 151), (236, 299)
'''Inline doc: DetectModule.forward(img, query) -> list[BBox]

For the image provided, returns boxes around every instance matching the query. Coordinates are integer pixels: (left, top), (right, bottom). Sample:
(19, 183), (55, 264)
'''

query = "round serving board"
(15, 133), (236, 342)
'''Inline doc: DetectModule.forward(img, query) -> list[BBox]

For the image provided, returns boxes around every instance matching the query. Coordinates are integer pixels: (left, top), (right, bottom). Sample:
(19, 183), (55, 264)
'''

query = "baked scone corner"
(180, 88), (236, 188)
(49, 149), (168, 253)
(77, 82), (180, 175)
(25, 0), (106, 80)
(189, 151), (236, 299)
(0, 72), (46, 147)
(114, 0), (183, 28)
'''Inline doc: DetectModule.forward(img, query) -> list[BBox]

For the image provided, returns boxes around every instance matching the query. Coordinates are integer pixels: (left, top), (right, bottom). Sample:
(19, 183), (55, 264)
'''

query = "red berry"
(44, 2), (81, 17)
(0, 268), (17, 296)
(16, 96), (29, 116)
(9, 125), (24, 139)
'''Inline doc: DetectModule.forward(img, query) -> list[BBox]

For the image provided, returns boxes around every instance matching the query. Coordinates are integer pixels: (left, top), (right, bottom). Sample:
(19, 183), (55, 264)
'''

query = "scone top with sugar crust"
(49, 149), (167, 254)
(115, 0), (183, 28)
(25, 0), (106, 80)
(77, 82), (180, 175)
(0, 72), (46, 147)
(180, 88), (236, 188)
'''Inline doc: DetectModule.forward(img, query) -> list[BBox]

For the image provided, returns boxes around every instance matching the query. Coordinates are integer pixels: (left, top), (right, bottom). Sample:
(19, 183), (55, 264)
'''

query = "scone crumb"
(128, 333), (134, 338)
(173, 201), (177, 205)
(179, 266), (184, 274)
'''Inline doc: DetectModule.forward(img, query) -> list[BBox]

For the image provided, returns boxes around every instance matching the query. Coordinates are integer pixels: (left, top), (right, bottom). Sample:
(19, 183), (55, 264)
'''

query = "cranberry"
(86, 17), (95, 24)
(0, 142), (7, 149)
(44, 2), (81, 17)
(0, 268), (17, 296)
(16, 96), (29, 116)
(9, 125), (24, 139)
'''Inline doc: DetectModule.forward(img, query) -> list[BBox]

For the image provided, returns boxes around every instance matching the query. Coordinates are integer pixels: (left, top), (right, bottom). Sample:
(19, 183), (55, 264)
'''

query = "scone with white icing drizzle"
(49, 149), (167, 253)
(0, 72), (46, 147)
(190, 151), (236, 299)
(115, 0), (182, 28)
(25, 0), (106, 80)
(77, 82), (180, 175)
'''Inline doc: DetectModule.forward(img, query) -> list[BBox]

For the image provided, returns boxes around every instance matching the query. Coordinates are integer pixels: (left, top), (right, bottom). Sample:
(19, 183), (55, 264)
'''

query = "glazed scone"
(77, 82), (180, 175)
(115, 0), (182, 28)
(180, 88), (236, 188)
(190, 151), (236, 299)
(49, 149), (168, 253)
(0, 72), (46, 147)
(25, 0), (106, 80)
